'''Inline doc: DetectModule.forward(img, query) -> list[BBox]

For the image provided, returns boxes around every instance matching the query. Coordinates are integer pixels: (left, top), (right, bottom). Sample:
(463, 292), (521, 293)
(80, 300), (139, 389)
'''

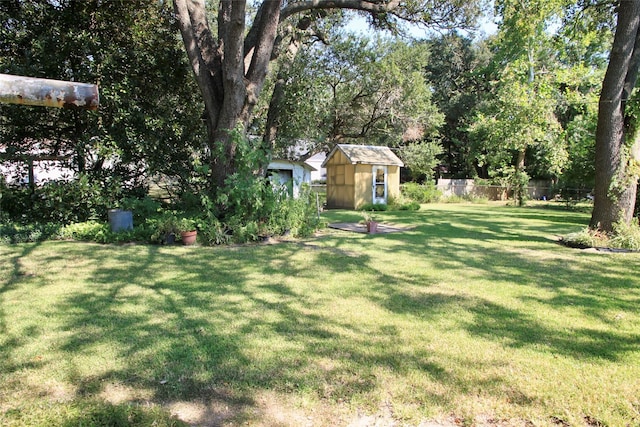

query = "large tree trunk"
(590, 1), (640, 232)
(173, 0), (282, 191)
(172, 0), (420, 197)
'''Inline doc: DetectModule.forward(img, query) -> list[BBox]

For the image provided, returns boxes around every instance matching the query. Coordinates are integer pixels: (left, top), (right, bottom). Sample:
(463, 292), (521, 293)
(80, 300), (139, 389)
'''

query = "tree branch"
(173, 0), (223, 113)
(246, 0), (282, 100)
(280, 0), (400, 22)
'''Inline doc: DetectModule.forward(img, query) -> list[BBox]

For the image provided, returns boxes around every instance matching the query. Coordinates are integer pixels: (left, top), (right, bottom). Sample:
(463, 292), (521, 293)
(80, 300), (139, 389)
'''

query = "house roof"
(268, 159), (317, 171)
(322, 144), (404, 168)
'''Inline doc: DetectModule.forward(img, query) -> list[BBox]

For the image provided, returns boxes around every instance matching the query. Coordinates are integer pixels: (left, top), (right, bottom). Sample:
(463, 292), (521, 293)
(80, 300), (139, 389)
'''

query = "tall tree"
(423, 32), (494, 178)
(590, 0), (640, 231)
(0, 0), (203, 193)
(172, 0), (484, 202)
(474, 0), (566, 205)
(269, 35), (442, 155)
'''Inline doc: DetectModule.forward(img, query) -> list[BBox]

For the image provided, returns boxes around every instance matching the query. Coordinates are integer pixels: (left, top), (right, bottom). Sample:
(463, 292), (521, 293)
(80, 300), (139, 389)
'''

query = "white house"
(304, 152), (327, 183)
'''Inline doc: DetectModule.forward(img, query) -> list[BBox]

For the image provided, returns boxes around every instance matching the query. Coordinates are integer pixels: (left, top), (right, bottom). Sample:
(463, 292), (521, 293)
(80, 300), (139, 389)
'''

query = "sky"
(346, 9), (498, 41)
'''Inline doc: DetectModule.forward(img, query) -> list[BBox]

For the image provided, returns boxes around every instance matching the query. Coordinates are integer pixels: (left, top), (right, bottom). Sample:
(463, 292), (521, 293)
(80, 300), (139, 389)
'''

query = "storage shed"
(322, 144), (404, 209)
(267, 159), (316, 198)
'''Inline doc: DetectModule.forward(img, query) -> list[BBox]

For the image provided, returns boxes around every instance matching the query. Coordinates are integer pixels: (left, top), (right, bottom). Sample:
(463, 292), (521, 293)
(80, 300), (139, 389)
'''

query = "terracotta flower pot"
(367, 221), (378, 234)
(180, 230), (197, 246)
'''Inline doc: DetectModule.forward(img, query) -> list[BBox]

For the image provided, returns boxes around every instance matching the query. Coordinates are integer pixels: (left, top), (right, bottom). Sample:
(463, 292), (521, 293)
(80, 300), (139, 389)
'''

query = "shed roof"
(322, 144), (404, 167)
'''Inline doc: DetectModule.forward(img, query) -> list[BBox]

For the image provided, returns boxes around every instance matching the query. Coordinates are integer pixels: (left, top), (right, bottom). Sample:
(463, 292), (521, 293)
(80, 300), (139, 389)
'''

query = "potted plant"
(178, 217), (198, 245)
(362, 211), (379, 234)
(150, 213), (180, 245)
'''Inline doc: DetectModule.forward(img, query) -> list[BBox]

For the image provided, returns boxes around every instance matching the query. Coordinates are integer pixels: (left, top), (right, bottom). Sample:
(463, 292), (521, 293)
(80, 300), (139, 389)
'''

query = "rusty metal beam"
(0, 73), (99, 110)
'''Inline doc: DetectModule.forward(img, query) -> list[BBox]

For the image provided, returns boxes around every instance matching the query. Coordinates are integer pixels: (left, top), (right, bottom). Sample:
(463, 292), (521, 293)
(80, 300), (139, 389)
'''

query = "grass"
(1, 202), (639, 426)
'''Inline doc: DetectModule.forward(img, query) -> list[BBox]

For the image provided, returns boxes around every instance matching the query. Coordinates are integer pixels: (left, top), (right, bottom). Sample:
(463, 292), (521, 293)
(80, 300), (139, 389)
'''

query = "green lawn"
(1, 203), (639, 426)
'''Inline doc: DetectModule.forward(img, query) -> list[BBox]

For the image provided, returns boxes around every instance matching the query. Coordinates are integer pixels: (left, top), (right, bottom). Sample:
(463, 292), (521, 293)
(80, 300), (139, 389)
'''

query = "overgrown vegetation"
(562, 218), (640, 251)
(401, 182), (442, 203)
(0, 132), (320, 246)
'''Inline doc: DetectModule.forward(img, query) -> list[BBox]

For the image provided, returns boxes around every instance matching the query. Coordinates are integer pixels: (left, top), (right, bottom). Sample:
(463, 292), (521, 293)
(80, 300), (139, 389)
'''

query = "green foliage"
(0, 175), (121, 225)
(388, 195), (421, 211)
(401, 182), (442, 203)
(60, 221), (114, 242)
(119, 196), (163, 225)
(147, 213), (180, 244)
(562, 219), (640, 251)
(511, 168), (530, 207)
(469, 72), (565, 182)
(176, 217), (198, 233)
(0, 222), (62, 244)
(424, 33), (495, 178)
(0, 0), (204, 200)
(272, 35), (442, 150)
(400, 141), (444, 182)
(60, 221), (152, 244)
(197, 218), (232, 246)
(359, 203), (388, 212)
(610, 219), (640, 251)
(208, 133), (320, 243)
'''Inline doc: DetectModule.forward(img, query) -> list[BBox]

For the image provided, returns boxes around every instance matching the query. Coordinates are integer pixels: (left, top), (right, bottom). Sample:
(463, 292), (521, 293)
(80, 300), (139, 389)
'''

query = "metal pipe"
(0, 73), (99, 110)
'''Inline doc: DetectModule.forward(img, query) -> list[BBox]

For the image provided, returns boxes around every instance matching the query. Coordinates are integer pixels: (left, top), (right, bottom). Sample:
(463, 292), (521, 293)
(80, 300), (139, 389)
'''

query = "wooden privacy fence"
(436, 179), (552, 200)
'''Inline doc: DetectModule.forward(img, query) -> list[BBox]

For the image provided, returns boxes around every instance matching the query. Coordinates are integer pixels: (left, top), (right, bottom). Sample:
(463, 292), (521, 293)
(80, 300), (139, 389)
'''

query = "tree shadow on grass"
(0, 243), (49, 377)
(357, 207), (640, 362)
(31, 238), (531, 424)
(21, 242), (416, 423)
(2, 203), (638, 425)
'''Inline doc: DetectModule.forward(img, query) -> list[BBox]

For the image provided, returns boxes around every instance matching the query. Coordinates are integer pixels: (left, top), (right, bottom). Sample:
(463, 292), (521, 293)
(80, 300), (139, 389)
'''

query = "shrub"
(0, 222), (62, 244)
(611, 219), (640, 251)
(119, 196), (163, 224)
(198, 218), (231, 245)
(388, 195), (420, 211)
(147, 213), (181, 244)
(60, 221), (111, 242)
(561, 228), (608, 249)
(401, 182), (441, 203)
(359, 203), (388, 212)
(60, 221), (153, 244)
(0, 174), (120, 225)
(562, 219), (640, 251)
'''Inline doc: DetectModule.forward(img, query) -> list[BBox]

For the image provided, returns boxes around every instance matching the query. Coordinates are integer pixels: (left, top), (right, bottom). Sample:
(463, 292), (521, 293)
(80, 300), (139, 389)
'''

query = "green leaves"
(401, 141), (444, 183)
(271, 34), (442, 149)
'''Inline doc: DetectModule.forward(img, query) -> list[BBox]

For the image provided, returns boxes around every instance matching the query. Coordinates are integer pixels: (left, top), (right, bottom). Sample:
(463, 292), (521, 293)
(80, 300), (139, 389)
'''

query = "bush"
(561, 228), (609, 249)
(401, 182), (441, 203)
(198, 217), (231, 245)
(0, 222), (62, 244)
(359, 203), (388, 212)
(0, 174), (120, 225)
(119, 196), (163, 224)
(60, 221), (153, 244)
(562, 219), (640, 251)
(611, 219), (640, 251)
(388, 195), (420, 211)
(60, 221), (111, 242)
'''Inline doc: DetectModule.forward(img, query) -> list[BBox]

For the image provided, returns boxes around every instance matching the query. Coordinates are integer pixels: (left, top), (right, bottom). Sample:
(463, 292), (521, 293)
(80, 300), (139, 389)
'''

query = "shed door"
(372, 166), (387, 204)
